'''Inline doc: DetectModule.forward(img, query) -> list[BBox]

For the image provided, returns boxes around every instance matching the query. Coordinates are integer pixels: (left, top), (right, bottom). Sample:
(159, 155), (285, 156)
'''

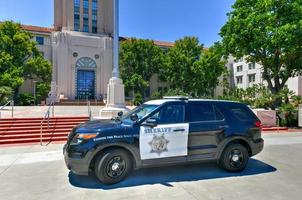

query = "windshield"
(122, 104), (159, 123)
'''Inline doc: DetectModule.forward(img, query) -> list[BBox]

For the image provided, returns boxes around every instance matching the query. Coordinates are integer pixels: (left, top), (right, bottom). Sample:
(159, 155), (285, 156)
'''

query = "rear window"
(188, 103), (225, 122)
(230, 106), (255, 121)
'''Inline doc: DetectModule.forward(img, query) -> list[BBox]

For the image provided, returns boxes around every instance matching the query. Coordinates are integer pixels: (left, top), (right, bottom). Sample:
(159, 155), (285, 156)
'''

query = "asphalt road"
(1, 132), (302, 200)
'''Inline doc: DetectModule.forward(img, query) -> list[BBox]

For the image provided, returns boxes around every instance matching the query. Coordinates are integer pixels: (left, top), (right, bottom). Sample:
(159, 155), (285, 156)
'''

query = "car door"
(139, 102), (189, 161)
(187, 102), (228, 158)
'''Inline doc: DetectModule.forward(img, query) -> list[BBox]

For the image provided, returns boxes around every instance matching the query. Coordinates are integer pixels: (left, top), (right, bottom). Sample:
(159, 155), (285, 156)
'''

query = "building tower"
(54, 0), (113, 35)
(50, 0), (117, 104)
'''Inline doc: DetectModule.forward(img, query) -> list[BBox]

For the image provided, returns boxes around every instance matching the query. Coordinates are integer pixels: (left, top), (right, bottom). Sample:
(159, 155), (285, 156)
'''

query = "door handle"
(173, 129), (185, 132)
(218, 125), (229, 129)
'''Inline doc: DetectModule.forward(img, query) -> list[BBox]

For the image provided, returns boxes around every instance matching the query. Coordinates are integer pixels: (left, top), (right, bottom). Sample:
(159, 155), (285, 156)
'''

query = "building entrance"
(76, 70), (95, 99)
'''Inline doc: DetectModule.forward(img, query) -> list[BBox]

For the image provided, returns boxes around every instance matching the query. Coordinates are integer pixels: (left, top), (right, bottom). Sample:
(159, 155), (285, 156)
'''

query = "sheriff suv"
(64, 97), (264, 185)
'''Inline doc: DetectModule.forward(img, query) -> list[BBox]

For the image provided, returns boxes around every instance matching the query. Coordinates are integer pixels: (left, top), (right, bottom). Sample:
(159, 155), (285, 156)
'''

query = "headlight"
(72, 133), (98, 144)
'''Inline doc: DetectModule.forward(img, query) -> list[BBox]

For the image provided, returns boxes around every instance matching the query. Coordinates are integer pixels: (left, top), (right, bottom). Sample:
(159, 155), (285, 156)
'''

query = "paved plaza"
(0, 106), (134, 119)
(0, 131), (302, 200)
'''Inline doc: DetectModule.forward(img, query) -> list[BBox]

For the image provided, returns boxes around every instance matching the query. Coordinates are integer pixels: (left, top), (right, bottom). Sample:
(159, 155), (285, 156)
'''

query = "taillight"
(255, 121), (262, 128)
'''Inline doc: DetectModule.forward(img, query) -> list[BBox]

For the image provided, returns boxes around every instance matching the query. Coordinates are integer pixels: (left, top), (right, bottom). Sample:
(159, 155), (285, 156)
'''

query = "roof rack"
(163, 96), (189, 100)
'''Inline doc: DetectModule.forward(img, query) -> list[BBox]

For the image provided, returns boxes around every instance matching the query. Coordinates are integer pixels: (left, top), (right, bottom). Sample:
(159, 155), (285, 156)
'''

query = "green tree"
(165, 37), (203, 95)
(193, 42), (226, 96)
(0, 21), (52, 101)
(165, 37), (226, 97)
(220, 0), (302, 100)
(119, 38), (165, 97)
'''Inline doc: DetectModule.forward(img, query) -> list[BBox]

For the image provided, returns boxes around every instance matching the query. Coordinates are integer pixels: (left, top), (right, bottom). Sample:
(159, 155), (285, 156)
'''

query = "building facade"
(20, 0), (114, 101)
(231, 57), (302, 96)
(19, 0), (173, 102)
(53, 0), (114, 100)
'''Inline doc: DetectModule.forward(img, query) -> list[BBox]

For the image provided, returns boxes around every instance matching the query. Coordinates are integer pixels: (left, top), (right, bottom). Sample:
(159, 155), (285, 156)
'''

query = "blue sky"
(0, 0), (234, 47)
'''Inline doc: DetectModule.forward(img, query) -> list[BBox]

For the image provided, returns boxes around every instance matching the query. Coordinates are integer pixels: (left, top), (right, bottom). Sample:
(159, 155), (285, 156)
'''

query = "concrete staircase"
(0, 117), (89, 145)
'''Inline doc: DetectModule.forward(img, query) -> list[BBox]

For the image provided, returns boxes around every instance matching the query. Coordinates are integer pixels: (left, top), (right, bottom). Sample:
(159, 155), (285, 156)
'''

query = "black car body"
(64, 97), (264, 184)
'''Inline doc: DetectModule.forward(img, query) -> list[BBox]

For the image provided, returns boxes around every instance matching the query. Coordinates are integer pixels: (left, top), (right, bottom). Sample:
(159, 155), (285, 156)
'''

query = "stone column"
(98, 0), (129, 119)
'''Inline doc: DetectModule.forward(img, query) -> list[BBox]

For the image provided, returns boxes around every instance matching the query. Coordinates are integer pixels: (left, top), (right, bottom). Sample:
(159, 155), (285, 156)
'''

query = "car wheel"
(94, 149), (133, 185)
(219, 143), (249, 172)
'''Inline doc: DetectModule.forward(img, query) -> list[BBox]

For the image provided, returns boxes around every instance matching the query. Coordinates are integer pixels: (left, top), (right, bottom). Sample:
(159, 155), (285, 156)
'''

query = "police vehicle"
(64, 97), (264, 185)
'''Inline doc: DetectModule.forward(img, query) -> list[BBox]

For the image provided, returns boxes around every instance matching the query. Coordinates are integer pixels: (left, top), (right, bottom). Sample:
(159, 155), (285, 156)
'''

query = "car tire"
(94, 149), (133, 185)
(219, 143), (249, 172)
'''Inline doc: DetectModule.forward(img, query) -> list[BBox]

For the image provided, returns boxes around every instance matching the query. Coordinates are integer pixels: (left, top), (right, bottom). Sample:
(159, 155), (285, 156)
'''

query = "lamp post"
(98, 0), (129, 119)
(112, 0), (119, 79)
(33, 80), (37, 105)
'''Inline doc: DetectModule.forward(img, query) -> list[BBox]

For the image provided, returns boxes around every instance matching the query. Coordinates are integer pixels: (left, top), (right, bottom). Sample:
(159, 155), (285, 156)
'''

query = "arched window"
(76, 57), (97, 68)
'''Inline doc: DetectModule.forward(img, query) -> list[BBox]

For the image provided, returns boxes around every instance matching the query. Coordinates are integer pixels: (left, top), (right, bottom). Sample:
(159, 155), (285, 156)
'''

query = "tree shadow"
(68, 158), (276, 190)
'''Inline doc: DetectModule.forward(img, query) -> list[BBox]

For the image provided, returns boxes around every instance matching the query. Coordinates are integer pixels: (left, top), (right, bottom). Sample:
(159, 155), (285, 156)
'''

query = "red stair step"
(0, 128), (73, 135)
(0, 136), (67, 145)
(0, 119), (88, 124)
(0, 121), (83, 128)
(0, 116), (89, 121)
(0, 124), (78, 132)
(0, 132), (68, 140)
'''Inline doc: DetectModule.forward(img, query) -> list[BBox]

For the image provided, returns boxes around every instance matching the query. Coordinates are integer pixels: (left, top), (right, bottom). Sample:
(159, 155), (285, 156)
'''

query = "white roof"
(144, 99), (176, 105)
(144, 98), (239, 105)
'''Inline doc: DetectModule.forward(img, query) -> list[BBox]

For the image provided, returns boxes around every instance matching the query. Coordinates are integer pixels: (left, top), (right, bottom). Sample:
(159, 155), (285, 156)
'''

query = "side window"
(149, 104), (185, 124)
(214, 106), (225, 120)
(188, 103), (216, 122)
(230, 107), (251, 121)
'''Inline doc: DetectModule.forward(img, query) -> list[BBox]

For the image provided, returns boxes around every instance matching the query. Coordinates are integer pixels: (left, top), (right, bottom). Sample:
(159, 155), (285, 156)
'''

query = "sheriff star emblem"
(148, 134), (169, 155)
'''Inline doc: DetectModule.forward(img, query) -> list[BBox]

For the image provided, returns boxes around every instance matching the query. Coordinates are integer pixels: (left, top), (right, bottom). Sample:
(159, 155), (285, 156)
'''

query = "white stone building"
(19, 0), (172, 101)
(231, 58), (302, 96)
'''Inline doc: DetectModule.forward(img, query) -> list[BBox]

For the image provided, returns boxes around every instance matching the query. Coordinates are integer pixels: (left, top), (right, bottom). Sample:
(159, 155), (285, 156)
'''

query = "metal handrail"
(87, 100), (92, 121)
(0, 100), (14, 118)
(40, 101), (55, 146)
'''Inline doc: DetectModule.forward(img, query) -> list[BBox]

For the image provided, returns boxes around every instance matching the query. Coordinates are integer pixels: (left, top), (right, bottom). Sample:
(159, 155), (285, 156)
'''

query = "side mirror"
(117, 111), (123, 117)
(142, 118), (158, 128)
(130, 113), (138, 122)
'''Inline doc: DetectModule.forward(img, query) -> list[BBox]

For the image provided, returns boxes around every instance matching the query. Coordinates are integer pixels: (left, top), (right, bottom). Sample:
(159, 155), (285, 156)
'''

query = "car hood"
(75, 119), (121, 133)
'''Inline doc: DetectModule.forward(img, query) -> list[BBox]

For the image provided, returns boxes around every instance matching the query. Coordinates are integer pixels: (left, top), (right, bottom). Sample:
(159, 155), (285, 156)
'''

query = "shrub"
(164, 88), (190, 97)
(16, 93), (35, 106)
(36, 82), (50, 102)
(0, 86), (13, 104)
(278, 103), (298, 127)
(151, 92), (162, 100)
(133, 92), (143, 106)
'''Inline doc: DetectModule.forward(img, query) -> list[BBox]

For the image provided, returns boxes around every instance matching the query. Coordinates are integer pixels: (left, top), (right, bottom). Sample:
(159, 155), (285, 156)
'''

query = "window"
(248, 63), (256, 70)
(188, 103), (215, 122)
(76, 57), (97, 68)
(122, 104), (159, 123)
(235, 58), (243, 63)
(36, 36), (44, 45)
(236, 76), (243, 84)
(248, 74), (256, 83)
(92, 0), (98, 33)
(74, 0), (80, 31)
(230, 107), (251, 121)
(83, 0), (89, 32)
(214, 106), (225, 120)
(237, 65), (243, 72)
(150, 104), (185, 124)
(83, 23), (89, 32)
